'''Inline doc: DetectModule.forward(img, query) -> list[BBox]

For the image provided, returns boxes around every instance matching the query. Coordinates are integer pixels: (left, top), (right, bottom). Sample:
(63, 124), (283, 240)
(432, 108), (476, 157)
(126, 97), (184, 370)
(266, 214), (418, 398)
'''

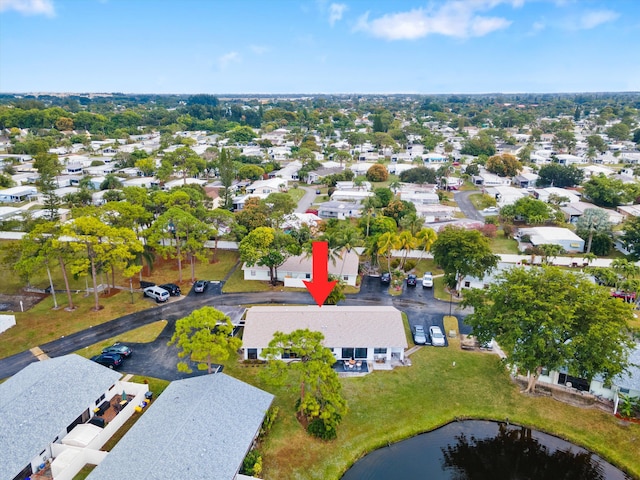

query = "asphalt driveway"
(0, 277), (473, 381)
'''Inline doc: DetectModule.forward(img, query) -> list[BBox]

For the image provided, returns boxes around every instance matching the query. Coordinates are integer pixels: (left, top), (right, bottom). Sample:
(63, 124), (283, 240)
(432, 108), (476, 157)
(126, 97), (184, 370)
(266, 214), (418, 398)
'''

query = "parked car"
(143, 285), (170, 303)
(611, 291), (636, 302)
(429, 326), (446, 346)
(194, 280), (208, 293)
(316, 189), (322, 194)
(159, 283), (181, 296)
(102, 343), (132, 358)
(380, 272), (391, 284)
(483, 206), (499, 213)
(413, 325), (427, 344)
(422, 272), (433, 288)
(139, 280), (155, 289)
(91, 353), (123, 369)
(407, 274), (418, 287)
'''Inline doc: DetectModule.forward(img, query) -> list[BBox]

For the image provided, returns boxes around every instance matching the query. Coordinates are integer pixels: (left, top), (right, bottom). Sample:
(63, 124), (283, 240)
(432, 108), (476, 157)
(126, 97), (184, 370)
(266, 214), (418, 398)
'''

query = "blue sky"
(1, 0), (639, 94)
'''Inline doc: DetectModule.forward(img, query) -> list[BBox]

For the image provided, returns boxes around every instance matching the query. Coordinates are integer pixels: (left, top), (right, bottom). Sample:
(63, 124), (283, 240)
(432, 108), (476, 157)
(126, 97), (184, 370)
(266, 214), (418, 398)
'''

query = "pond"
(341, 420), (632, 480)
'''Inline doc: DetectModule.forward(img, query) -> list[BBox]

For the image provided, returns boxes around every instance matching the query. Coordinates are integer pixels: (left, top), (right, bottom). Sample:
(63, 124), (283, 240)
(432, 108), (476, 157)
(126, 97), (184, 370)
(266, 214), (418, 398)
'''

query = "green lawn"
(223, 348), (640, 480)
(287, 186), (306, 204)
(489, 234), (520, 254)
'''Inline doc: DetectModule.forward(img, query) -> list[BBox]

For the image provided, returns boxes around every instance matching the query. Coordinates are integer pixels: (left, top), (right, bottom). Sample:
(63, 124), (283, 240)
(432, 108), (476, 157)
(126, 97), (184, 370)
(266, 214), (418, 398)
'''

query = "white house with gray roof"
(242, 306), (408, 367)
(0, 354), (145, 480)
(87, 373), (273, 480)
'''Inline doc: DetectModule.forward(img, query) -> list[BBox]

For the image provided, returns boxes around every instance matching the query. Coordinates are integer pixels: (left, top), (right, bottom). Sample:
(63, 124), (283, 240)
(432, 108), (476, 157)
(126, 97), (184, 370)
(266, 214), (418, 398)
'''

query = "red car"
(611, 291), (636, 302)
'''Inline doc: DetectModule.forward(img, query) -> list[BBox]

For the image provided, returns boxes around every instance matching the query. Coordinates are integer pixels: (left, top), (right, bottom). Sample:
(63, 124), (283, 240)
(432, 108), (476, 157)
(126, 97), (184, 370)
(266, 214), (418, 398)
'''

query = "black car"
(102, 343), (132, 358)
(139, 280), (156, 289)
(160, 283), (181, 296)
(91, 353), (123, 369)
(380, 272), (391, 284)
(194, 280), (208, 293)
(406, 274), (417, 286)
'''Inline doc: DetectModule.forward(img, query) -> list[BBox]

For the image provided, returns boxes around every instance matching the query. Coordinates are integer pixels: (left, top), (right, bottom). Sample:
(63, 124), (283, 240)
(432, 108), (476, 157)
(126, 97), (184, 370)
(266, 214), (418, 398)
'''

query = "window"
(282, 349), (298, 359)
(342, 348), (354, 359)
(250, 270), (256, 276)
(343, 276), (348, 281)
(355, 348), (367, 359)
(306, 273), (311, 279)
(95, 393), (105, 405)
(464, 281), (470, 288)
(374, 348), (387, 354)
(620, 388), (630, 394)
(247, 348), (257, 360)
(541, 368), (549, 376)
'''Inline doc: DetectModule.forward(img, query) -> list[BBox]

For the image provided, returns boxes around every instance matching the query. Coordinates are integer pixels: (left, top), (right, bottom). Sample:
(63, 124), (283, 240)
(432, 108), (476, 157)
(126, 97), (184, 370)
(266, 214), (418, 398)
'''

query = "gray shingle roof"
(87, 373), (273, 480)
(0, 354), (121, 480)
(242, 305), (408, 349)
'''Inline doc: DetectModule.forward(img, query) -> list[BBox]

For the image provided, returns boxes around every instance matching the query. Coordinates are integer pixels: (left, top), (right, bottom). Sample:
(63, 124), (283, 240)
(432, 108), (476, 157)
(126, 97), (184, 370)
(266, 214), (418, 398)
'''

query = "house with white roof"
(533, 186), (580, 204)
(486, 186), (529, 207)
(243, 248), (359, 287)
(270, 160), (301, 181)
(0, 354), (147, 480)
(471, 172), (511, 187)
(246, 177), (286, 195)
(511, 172), (539, 188)
(122, 177), (160, 189)
(560, 201), (623, 225)
(162, 177), (207, 190)
(318, 200), (364, 220)
(242, 306), (408, 368)
(0, 185), (38, 203)
(330, 189), (374, 202)
(518, 227), (585, 253)
(87, 374), (273, 480)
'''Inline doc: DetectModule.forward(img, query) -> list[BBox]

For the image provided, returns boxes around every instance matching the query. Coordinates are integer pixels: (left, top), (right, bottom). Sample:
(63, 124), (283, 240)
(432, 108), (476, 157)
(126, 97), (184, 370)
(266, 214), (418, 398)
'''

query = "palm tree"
(399, 212), (425, 236)
(335, 227), (363, 275)
(415, 227), (437, 261)
(376, 232), (398, 273)
(396, 231), (417, 269)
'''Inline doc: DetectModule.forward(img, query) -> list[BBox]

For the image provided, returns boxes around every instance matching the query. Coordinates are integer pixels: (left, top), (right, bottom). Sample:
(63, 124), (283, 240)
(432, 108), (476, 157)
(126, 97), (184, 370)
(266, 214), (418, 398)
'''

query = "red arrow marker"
(303, 241), (338, 307)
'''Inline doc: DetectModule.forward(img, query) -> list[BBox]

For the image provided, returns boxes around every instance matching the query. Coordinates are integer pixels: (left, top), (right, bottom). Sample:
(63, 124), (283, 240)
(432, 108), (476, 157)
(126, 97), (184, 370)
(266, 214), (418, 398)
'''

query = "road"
(295, 186), (318, 213)
(454, 189), (484, 221)
(0, 278), (472, 381)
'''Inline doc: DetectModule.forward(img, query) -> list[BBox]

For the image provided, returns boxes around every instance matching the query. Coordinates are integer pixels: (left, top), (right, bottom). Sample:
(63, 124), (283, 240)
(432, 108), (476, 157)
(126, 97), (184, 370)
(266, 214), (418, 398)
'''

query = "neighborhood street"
(0, 278), (472, 381)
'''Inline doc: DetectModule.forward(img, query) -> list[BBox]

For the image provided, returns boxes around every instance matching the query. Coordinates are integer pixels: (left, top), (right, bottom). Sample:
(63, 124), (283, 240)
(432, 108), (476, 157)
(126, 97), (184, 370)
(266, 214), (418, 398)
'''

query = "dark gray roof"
(87, 373), (274, 480)
(0, 354), (121, 480)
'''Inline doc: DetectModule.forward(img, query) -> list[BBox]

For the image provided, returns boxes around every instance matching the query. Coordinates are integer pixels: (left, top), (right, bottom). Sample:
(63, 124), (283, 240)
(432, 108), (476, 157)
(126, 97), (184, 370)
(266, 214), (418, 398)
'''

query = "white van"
(143, 285), (170, 303)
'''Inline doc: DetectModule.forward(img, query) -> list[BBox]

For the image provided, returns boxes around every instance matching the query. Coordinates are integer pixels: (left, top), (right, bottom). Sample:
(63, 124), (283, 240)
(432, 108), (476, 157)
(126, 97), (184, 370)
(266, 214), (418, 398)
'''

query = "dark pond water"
(341, 420), (633, 480)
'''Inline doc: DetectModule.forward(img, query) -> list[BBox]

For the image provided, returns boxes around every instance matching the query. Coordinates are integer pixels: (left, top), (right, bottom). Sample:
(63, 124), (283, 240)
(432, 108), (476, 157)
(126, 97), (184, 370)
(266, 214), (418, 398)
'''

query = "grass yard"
(73, 321), (167, 359)
(489, 234), (520, 254)
(224, 348), (640, 480)
(287, 186), (306, 204)
(0, 291), (153, 360)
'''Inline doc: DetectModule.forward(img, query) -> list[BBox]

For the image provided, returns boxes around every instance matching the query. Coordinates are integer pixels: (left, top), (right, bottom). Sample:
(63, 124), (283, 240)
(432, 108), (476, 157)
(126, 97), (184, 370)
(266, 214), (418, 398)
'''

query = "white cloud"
(354, 1), (515, 40)
(0, 0), (55, 16)
(218, 51), (240, 69)
(328, 2), (347, 26)
(578, 9), (619, 29)
(249, 44), (270, 55)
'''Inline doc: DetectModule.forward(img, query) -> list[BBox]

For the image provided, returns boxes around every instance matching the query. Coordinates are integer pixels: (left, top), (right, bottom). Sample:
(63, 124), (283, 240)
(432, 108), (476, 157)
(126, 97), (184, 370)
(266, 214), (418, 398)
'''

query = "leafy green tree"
(235, 197), (268, 234)
(62, 216), (143, 311)
(485, 153), (522, 177)
(217, 147), (236, 209)
(607, 123), (630, 141)
(33, 152), (62, 221)
(431, 226), (498, 291)
(238, 164), (265, 181)
(621, 216), (640, 260)
(239, 226), (300, 285)
(553, 130), (576, 152)
(376, 231), (399, 273)
(100, 173), (123, 190)
(399, 166), (437, 184)
(262, 192), (296, 229)
(461, 132), (496, 157)
(536, 163), (584, 188)
(226, 125), (257, 144)
(260, 329), (347, 440)
(146, 207), (211, 283)
(158, 146), (205, 185)
(324, 276), (346, 305)
(462, 266), (634, 393)
(383, 199), (416, 224)
(415, 227), (438, 260)
(575, 208), (611, 254)
(169, 306), (242, 374)
(583, 174), (630, 208)
(500, 197), (554, 224)
(586, 135), (607, 153)
(206, 208), (235, 260)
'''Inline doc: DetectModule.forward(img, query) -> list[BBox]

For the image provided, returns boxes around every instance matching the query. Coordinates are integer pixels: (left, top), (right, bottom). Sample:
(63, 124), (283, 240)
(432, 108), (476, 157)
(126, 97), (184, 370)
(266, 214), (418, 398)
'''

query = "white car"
(422, 272), (433, 288)
(429, 326), (446, 347)
(483, 206), (499, 213)
(143, 286), (170, 303)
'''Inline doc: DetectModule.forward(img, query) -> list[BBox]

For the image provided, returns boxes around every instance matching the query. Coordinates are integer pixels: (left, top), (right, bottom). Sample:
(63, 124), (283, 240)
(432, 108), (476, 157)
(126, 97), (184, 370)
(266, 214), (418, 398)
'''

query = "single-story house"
(511, 172), (539, 188)
(242, 249), (359, 287)
(270, 160), (301, 181)
(87, 374), (273, 480)
(242, 305), (408, 367)
(245, 177), (286, 195)
(485, 186), (529, 207)
(335, 181), (371, 191)
(282, 212), (322, 231)
(617, 205), (640, 218)
(0, 186), (38, 203)
(318, 201), (364, 220)
(555, 154), (586, 165)
(560, 201), (623, 225)
(306, 167), (344, 184)
(423, 153), (447, 164)
(122, 177), (160, 189)
(471, 172), (511, 187)
(518, 227), (585, 253)
(414, 204), (457, 223)
(534, 342), (640, 413)
(400, 191), (439, 206)
(232, 193), (268, 211)
(0, 354), (147, 480)
(533, 187), (581, 204)
(162, 177), (208, 190)
(330, 190), (374, 202)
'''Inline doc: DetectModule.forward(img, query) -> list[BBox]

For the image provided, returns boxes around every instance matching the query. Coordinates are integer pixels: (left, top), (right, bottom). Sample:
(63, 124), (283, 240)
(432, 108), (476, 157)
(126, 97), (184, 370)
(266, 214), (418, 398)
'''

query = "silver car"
(413, 325), (428, 345)
(429, 326), (446, 347)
